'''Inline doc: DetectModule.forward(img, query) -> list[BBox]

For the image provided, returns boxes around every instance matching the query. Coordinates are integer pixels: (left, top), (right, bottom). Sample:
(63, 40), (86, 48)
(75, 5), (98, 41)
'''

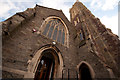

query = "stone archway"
(77, 61), (95, 80)
(34, 49), (59, 80)
(24, 44), (64, 79)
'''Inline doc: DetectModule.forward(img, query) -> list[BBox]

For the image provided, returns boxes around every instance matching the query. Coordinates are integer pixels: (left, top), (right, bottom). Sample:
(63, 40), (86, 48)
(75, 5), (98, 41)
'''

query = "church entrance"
(34, 49), (59, 80)
(79, 63), (92, 80)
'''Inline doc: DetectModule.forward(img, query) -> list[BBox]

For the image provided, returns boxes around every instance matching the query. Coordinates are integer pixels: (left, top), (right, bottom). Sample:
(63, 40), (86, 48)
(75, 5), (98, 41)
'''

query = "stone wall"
(2, 5), (78, 78)
(70, 1), (120, 78)
(2, 1), (120, 79)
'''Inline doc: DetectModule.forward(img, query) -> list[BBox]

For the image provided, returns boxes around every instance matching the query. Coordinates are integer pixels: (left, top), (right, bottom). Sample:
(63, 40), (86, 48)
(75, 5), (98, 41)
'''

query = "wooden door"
(34, 56), (55, 80)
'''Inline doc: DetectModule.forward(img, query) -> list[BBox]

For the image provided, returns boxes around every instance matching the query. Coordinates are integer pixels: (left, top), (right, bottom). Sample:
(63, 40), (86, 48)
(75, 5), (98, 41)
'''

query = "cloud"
(0, 2), (18, 21)
(0, 0), (75, 21)
(100, 14), (118, 35)
(87, 0), (119, 11)
(0, 1), (36, 21)
(0, 0), (118, 36)
(101, 0), (118, 11)
(38, 0), (75, 20)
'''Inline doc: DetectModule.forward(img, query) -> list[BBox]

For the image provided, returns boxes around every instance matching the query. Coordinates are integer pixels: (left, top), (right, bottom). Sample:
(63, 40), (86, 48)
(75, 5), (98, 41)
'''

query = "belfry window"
(41, 18), (67, 45)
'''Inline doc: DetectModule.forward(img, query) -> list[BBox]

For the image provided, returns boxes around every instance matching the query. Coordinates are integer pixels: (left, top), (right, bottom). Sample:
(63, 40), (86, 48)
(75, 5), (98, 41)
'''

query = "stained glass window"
(42, 18), (67, 45)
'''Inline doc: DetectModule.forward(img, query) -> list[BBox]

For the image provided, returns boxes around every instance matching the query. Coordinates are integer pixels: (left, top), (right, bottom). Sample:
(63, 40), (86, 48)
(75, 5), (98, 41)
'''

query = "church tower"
(70, 1), (120, 78)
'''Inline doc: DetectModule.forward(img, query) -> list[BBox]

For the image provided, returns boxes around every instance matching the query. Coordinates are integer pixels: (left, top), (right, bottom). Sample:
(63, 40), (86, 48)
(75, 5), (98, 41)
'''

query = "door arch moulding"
(24, 44), (64, 78)
(77, 61), (95, 79)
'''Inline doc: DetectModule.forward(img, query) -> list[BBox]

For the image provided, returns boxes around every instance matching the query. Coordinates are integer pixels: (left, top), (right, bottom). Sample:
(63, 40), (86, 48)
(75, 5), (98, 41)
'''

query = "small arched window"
(80, 32), (83, 40)
(41, 18), (67, 46)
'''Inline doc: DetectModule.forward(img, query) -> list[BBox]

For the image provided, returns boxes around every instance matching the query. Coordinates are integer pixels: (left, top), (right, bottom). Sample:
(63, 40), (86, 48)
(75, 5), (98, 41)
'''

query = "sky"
(0, 0), (119, 36)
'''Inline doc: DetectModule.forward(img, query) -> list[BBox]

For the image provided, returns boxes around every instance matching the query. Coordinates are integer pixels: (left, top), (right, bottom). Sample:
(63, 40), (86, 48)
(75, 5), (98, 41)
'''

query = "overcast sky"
(0, 0), (119, 35)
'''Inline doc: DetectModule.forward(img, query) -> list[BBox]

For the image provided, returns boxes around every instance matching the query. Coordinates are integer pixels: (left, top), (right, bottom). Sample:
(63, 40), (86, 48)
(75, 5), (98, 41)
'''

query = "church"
(2, 0), (120, 79)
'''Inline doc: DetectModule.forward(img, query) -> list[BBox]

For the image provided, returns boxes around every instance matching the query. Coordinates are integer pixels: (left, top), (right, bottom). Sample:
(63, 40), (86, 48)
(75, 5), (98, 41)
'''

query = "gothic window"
(41, 18), (67, 45)
(80, 33), (83, 40)
(79, 29), (86, 47)
(79, 26), (85, 41)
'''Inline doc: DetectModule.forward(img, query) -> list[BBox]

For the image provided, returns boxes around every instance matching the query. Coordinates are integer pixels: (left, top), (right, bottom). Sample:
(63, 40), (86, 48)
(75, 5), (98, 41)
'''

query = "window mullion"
(41, 18), (67, 45)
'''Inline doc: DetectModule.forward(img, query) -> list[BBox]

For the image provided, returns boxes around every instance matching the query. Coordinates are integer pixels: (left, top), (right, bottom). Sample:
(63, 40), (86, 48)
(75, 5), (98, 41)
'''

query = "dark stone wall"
(70, 1), (120, 78)
(2, 71), (24, 79)
(2, 5), (78, 78)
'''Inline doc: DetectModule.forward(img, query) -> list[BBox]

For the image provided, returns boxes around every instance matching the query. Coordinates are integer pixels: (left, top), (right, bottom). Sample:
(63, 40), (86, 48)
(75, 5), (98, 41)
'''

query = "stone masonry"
(2, 1), (120, 79)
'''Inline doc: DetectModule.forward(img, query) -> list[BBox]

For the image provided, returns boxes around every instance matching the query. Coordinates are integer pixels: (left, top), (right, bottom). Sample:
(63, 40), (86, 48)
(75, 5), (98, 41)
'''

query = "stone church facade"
(1, 1), (120, 80)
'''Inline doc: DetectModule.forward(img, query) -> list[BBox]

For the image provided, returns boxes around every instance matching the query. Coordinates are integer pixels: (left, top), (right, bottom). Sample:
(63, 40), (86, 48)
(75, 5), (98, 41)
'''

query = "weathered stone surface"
(2, 1), (120, 79)
(70, 1), (120, 78)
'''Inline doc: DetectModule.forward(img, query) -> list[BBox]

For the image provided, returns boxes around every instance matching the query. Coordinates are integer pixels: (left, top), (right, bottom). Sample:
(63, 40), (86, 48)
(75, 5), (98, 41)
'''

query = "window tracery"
(41, 18), (66, 45)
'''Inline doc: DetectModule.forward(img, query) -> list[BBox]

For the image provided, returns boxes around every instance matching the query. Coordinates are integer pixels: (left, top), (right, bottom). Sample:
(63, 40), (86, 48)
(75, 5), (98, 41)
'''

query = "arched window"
(41, 18), (67, 46)
(79, 26), (85, 41)
(80, 32), (83, 40)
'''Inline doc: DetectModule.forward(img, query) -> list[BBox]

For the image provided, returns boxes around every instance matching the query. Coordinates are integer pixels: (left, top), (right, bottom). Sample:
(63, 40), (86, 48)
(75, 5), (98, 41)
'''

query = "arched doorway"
(78, 61), (95, 80)
(24, 45), (63, 79)
(34, 49), (61, 80)
(79, 63), (92, 80)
